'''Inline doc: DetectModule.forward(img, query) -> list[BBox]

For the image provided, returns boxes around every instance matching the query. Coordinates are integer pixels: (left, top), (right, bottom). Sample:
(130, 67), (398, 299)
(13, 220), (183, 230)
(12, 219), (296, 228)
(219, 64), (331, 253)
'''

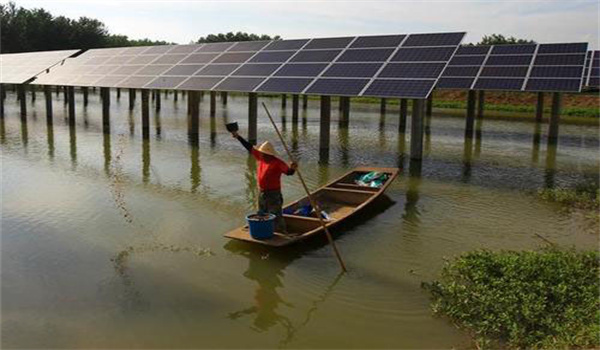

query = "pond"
(1, 89), (598, 348)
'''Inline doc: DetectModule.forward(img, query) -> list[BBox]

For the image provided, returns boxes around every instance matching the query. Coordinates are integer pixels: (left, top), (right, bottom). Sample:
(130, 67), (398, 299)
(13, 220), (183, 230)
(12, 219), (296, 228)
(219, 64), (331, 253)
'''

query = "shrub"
(423, 249), (600, 349)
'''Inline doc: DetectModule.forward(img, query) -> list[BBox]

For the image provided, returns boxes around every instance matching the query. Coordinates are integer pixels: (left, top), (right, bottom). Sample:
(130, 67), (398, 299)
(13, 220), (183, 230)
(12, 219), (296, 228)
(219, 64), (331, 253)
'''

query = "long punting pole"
(261, 102), (347, 273)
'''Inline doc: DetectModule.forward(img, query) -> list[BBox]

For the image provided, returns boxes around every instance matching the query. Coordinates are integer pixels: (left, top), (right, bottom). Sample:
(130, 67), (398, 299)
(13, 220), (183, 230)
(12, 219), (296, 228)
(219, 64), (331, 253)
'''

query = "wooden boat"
(224, 166), (399, 247)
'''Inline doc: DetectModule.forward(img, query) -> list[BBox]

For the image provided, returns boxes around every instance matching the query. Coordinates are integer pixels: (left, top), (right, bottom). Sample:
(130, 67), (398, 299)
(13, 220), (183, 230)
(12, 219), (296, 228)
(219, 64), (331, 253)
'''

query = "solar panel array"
(0, 49), (79, 84)
(584, 50), (599, 88)
(33, 32), (466, 99)
(438, 43), (588, 92)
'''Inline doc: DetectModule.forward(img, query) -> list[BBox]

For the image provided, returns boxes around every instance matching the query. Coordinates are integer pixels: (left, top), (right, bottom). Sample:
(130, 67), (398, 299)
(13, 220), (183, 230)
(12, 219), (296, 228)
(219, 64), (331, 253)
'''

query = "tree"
(197, 31), (281, 43)
(476, 34), (536, 46)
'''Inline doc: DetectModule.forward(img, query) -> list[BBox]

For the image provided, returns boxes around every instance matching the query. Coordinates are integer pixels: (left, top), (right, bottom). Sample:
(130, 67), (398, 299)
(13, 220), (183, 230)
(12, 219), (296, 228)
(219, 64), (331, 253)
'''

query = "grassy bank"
(538, 182), (600, 224)
(423, 249), (600, 349)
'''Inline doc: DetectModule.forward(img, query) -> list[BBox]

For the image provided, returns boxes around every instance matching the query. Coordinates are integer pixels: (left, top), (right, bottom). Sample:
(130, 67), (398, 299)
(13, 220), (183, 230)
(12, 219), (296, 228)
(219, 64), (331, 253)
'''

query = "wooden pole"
(292, 94), (299, 123)
(535, 92), (544, 122)
(44, 86), (53, 123)
(129, 88), (136, 110)
(320, 96), (331, 152)
(67, 86), (75, 126)
(101, 87), (110, 133)
(410, 99), (424, 160)
(302, 95), (308, 109)
(548, 92), (562, 145)
(83, 87), (89, 106)
(380, 98), (386, 115)
(465, 90), (476, 139)
(398, 99), (407, 133)
(248, 93), (258, 144)
(210, 91), (217, 116)
(141, 90), (150, 139)
(261, 102), (347, 273)
(18, 85), (27, 117)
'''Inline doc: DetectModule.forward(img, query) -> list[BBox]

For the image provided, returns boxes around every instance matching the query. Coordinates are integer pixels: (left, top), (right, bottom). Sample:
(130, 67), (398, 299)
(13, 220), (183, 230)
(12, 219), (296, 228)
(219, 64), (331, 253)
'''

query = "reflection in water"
(20, 114), (28, 149)
(337, 124), (349, 167)
(0, 116), (6, 144)
(378, 113), (387, 149)
(154, 111), (162, 140)
(128, 110), (135, 137)
(83, 107), (89, 129)
(210, 115), (217, 149)
(69, 124), (77, 169)
(190, 137), (201, 193)
(396, 133), (407, 171)
(226, 245), (294, 335)
(462, 136), (473, 182)
(424, 114), (432, 155)
(46, 120), (54, 161)
(291, 122), (299, 154)
(404, 159), (422, 224)
(103, 132), (111, 176)
(318, 162), (330, 186)
(532, 121), (543, 165)
(545, 143), (557, 188)
(474, 113), (483, 158)
(142, 139), (150, 184)
(319, 148), (329, 165)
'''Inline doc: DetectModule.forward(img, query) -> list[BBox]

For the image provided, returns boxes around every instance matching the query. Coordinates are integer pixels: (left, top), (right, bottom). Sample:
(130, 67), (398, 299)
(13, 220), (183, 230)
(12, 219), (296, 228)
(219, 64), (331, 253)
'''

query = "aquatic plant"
(108, 134), (135, 225)
(423, 248), (600, 349)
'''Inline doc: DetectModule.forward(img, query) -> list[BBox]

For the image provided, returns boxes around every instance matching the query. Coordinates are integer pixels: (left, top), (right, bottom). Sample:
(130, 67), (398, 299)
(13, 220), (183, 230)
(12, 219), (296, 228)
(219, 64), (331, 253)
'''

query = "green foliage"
(538, 182), (600, 210)
(476, 34), (536, 46)
(423, 249), (600, 349)
(0, 1), (171, 52)
(197, 31), (281, 43)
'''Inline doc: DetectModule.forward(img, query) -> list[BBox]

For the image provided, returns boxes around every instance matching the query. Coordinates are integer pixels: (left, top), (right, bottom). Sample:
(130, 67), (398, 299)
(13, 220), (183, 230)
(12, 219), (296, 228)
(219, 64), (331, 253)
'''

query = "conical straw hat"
(256, 141), (278, 157)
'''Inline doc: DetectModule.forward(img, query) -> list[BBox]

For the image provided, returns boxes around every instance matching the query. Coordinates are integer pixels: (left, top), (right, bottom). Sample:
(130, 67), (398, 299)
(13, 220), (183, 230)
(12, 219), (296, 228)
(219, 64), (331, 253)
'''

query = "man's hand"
(290, 161), (298, 170)
(231, 131), (239, 138)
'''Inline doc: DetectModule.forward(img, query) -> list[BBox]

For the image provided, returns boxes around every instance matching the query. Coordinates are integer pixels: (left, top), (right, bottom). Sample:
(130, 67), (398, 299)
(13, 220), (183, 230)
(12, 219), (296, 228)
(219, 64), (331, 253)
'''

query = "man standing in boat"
(231, 131), (297, 234)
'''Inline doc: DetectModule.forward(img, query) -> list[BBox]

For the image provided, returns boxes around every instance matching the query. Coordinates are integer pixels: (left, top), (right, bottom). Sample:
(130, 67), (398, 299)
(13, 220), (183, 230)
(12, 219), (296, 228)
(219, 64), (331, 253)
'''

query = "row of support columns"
(4, 84), (565, 165)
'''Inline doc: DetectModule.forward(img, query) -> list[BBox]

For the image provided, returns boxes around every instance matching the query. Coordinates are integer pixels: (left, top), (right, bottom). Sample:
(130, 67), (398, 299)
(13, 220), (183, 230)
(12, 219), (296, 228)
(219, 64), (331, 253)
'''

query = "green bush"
(423, 249), (600, 349)
(538, 183), (600, 211)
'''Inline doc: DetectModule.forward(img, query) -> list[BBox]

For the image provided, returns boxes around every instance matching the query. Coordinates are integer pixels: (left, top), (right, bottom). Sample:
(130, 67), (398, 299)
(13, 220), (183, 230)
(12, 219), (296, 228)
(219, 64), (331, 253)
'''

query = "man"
(231, 131), (297, 234)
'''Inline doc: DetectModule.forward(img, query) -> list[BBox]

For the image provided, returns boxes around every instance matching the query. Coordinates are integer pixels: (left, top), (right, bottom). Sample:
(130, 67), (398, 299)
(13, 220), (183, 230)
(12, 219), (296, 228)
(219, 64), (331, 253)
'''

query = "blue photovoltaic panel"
(322, 63), (383, 77)
(291, 50), (342, 62)
(363, 79), (435, 98)
(214, 77), (265, 92)
(534, 54), (585, 66)
(437, 77), (475, 89)
(402, 32), (465, 47)
(479, 66), (529, 77)
(379, 62), (446, 79)
(455, 46), (491, 55)
(537, 43), (588, 54)
(250, 51), (295, 63)
(491, 44), (536, 55)
(195, 64), (239, 76)
(178, 77), (223, 90)
(448, 55), (486, 66)
(304, 37), (354, 50)
(336, 49), (394, 62)
(232, 64), (281, 76)
(263, 39), (309, 51)
(391, 47), (456, 62)
(350, 35), (405, 48)
(256, 77), (313, 93)
(306, 78), (370, 96)
(485, 55), (533, 66)
(474, 78), (524, 90)
(525, 78), (581, 92)
(530, 66), (583, 78)
(31, 32), (465, 98)
(442, 66), (481, 77)
(274, 63), (328, 77)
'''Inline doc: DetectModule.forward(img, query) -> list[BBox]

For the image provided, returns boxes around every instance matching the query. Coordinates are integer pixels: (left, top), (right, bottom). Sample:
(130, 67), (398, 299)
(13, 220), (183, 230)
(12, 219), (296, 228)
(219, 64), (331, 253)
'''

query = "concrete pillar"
(281, 94), (287, 109)
(18, 85), (27, 117)
(129, 89), (136, 110)
(44, 86), (53, 123)
(465, 90), (476, 139)
(0, 84), (4, 118)
(174, 90), (178, 101)
(302, 95), (308, 109)
(248, 93), (258, 145)
(141, 90), (150, 139)
(221, 91), (228, 105)
(380, 98), (386, 115)
(117, 88), (121, 99)
(477, 90), (484, 119)
(31, 85), (36, 103)
(56, 85), (60, 97)
(63, 86), (68, 105)
(188, 91), (199, 136)
(82, 87), (89, 106)
(155, 90), (161, 111)
(340, 96), (350, 124)
(319, 96), (331, 152)
(210, 91), (217, 116)
(535, 92), (544, 122)
(547, 92), (562, 145)
(410, 99), (425, 160)
(398, 99), (408, 133)
(292, 94), (299, 123)
(68, 86), (75, 126)
(101, 87), (110, 133)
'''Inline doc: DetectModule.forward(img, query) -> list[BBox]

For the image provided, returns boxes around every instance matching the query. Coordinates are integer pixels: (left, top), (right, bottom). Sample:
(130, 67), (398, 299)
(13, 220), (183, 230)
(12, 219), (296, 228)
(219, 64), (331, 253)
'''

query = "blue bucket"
(246, 213), (276, 240)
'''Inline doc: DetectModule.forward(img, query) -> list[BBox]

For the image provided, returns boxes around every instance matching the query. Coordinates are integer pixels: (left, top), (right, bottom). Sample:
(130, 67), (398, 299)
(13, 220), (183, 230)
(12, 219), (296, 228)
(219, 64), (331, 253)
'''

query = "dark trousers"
(259, 190), (287, 233)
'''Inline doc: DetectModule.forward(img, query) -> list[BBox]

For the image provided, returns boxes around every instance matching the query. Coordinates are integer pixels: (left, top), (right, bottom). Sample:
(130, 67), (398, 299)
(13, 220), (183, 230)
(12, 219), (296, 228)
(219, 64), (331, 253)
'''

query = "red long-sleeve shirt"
(237, 136), (295, 191)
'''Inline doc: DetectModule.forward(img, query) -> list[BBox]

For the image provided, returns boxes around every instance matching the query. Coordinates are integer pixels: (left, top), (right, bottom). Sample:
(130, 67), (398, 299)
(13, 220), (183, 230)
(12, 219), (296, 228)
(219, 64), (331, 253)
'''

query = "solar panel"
(256, 77), (313, 93)
(305, 78), (370, 96)
(1, 49), (80, 84)
(32, 32), (466, 99)
(439, 42), (588, 92)
(585, 50), (600, 88)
